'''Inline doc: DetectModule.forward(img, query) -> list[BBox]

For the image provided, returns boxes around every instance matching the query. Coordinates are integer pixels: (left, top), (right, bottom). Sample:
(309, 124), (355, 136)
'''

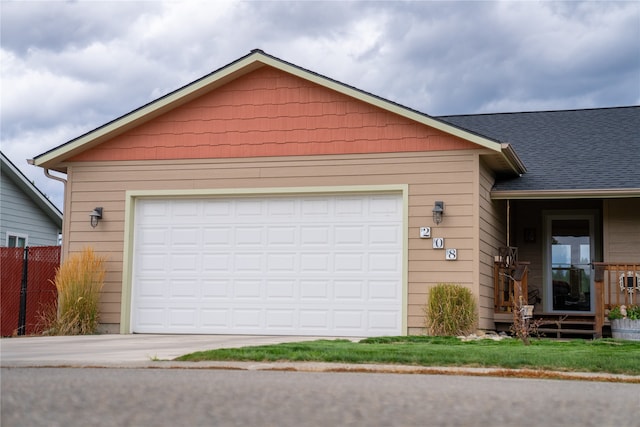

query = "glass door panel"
(550, 219), (592, 311)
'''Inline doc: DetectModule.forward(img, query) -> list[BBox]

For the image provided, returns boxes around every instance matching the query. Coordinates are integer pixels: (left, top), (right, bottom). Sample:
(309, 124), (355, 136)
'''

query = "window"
(6, 233), (28, 248)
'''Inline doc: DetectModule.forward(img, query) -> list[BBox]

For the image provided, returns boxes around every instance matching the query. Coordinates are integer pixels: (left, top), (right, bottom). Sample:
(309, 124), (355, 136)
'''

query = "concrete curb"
(3, 360), (639, 384)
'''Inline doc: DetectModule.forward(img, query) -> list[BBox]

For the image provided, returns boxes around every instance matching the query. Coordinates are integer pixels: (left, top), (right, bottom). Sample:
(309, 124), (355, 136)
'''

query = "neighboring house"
(30, 50), (640, 336)
(1, 151), (62, 247)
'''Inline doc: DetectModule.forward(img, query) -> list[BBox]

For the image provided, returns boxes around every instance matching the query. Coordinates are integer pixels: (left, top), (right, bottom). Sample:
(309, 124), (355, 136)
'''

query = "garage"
(131, 192), (404, 336)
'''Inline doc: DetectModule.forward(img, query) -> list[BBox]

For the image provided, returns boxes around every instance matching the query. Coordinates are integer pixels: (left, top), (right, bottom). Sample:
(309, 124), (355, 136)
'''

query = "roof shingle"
(439, 106), (640, 193)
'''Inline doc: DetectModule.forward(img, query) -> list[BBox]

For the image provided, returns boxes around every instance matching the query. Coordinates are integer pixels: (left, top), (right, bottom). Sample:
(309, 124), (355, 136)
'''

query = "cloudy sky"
(2, 0), (639, 211)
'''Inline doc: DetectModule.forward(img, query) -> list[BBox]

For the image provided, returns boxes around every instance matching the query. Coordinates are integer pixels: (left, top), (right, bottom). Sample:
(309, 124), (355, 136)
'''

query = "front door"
(544, 213), (596, 313)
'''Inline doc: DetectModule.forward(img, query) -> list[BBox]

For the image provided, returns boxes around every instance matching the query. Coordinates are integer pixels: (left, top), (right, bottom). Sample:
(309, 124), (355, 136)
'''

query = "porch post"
(594, 264), (605, 338)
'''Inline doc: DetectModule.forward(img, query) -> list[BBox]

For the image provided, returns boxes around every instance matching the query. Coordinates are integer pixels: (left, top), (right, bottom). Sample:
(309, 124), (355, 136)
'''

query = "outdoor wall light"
(89, 207), (103, 228)
(432, 201), (444, 225)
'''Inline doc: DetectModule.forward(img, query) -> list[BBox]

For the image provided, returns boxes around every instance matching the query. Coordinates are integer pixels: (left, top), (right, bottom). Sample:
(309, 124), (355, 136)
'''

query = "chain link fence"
(1, 246), (60, 336)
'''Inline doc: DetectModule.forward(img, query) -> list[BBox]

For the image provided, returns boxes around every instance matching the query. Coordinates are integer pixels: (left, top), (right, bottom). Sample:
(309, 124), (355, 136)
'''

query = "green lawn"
(176, 336), (640, 375)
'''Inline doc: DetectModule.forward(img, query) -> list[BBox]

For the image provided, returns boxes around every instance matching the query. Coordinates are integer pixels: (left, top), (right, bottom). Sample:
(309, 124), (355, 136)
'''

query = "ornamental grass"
(44, 247), (106, 335)
(424, 283), (477, 336)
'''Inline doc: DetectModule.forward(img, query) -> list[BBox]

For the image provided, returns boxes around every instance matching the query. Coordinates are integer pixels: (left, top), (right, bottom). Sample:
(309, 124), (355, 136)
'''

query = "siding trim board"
(120, 184), (410, 334)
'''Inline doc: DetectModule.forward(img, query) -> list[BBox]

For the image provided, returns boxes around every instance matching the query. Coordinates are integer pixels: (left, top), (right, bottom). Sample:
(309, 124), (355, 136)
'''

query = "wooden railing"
(594, 263), (640, 337)
(494, 262), (529, 313)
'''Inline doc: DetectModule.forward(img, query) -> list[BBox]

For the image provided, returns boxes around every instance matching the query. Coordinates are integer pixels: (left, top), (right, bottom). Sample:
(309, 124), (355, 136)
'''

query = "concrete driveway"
(0, 334), (338, 367)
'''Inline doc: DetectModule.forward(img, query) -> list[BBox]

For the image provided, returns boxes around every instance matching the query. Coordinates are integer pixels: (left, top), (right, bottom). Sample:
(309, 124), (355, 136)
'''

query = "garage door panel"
(300, 280), (330, 300)
(233, 309), (262, 328)
(266, 253), (296, 272)
(137, 253), (167, 273)
(300, 226), (330, 245)
(234, 280), (262, 298)
(203, 227), (231, 246)
(169, 254), (199, 272)
(136, 307), (165, 328)
(369, 225), (401, 246)
(369, 253), (402, 272)
(235, 226), (264, 246)
(299, 310), (329, 329)
(201, 279), (230, 298)
(334, 225), (365, 245)
(266, 309), (296, 328)
(334, 310), (364, 330)
(266, 280), (296, 299)
(137, 278), (166, 298)
(369, 280), (401, 301)
(368, 310), (401, 331)
(236, 200), (263, 216)
(334, 280), (364, 300)
(234, 253), (263, 272)
(169, 280), (199, 298)
(267, 227), (297, 245)
(202, 253), (230, 271)
(132, 193), (403, 336)
(169, 308), (197, 327)
(201, 308), (229, 328)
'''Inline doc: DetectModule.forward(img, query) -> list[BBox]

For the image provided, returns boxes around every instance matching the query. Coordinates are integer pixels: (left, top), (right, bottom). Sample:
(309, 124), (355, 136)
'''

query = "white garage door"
(131, 193), (403, 336)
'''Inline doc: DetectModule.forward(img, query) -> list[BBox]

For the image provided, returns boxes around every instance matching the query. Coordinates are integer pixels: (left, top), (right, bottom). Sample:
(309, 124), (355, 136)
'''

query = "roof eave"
(491, 188), (640, 200)
(1, 153), (63, 226)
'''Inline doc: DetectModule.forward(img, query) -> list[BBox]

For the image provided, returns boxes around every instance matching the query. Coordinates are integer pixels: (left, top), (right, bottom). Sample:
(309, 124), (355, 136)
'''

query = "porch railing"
(494, 262), (529, 313)
(594, 263), (640, 337)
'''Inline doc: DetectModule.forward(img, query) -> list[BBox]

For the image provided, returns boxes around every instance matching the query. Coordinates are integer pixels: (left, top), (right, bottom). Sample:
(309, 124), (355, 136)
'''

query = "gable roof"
(31, 50), (523, 176)
(1, 151), (63, 227)
(439, 106), (640, 198)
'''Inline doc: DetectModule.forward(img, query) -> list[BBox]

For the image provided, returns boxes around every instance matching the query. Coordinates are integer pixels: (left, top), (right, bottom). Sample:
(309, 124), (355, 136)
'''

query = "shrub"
(424, 283), (477, 336)
(609, 304), (640, 321)
(45, 247), (106, 335)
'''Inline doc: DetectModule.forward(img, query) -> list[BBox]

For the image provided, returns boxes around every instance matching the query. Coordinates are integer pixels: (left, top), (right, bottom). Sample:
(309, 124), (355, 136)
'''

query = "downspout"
(26, 159), (68, 185)
(44, 168), (67, 185)
(28, 161), (68, 251)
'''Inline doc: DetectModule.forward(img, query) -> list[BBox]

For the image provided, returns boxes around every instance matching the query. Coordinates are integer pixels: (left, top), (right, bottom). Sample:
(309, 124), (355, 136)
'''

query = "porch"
(493, 260), (640, 338)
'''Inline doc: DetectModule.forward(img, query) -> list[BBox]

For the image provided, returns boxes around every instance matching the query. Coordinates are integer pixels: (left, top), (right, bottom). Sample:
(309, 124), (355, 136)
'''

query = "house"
(30, 50), (640, 336)
(1, 151), (62, 247)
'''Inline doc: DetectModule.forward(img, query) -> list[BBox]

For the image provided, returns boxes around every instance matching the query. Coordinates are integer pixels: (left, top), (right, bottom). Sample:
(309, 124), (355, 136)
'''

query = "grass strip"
(175, 337), (640, 375)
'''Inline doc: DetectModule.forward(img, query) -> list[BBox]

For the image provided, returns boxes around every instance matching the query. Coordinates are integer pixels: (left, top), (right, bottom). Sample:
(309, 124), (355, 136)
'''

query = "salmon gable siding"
(61, 65), (494, 334)
(68, 67), (478, 163)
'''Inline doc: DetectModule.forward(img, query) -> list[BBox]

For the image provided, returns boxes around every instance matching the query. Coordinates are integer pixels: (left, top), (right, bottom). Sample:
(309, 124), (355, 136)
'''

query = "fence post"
(17, 247), (29, 336)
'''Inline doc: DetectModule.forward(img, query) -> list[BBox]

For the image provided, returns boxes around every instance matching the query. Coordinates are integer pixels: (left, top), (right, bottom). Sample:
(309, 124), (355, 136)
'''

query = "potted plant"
(608, 304), (640, 340)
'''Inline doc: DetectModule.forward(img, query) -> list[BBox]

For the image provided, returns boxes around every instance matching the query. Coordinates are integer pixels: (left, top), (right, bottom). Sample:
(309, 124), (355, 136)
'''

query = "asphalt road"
(2, 367), (638, 427)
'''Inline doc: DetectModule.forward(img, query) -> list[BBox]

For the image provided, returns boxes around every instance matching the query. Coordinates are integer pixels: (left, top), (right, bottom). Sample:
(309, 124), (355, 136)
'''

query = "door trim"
(542, 210), (600, 314)
(120, 184), (409, 334)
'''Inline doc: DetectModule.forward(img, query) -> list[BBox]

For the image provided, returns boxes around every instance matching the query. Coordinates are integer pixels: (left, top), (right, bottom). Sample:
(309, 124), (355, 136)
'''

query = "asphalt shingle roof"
(438, 106), (640, 193)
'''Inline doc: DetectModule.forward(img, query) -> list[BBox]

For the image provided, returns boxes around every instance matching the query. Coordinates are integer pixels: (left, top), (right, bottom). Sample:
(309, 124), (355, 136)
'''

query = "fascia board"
(491, 188), (640, 200)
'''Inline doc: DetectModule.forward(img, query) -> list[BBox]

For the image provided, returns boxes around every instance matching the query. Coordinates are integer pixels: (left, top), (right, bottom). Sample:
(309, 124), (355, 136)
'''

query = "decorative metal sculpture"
(619, 272), (640, 295)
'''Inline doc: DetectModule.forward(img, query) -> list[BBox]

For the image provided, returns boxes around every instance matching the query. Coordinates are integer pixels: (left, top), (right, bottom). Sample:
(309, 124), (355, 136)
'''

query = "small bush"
(609, 304), (640, 320)
(44, 247), (106, 335)
(424, 283), (477, 336)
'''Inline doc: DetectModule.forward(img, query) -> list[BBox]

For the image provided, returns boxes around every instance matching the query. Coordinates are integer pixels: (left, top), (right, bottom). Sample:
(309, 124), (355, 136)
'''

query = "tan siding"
(478, 159), (506, 329)
(66, 150), (482, 333)
(604, 198), (640, 263)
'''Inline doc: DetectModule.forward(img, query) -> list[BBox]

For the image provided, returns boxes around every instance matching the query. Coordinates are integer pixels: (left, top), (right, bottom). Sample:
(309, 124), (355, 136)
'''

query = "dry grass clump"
(43, 247), (106, 335)
(424, 283), (477, 336)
